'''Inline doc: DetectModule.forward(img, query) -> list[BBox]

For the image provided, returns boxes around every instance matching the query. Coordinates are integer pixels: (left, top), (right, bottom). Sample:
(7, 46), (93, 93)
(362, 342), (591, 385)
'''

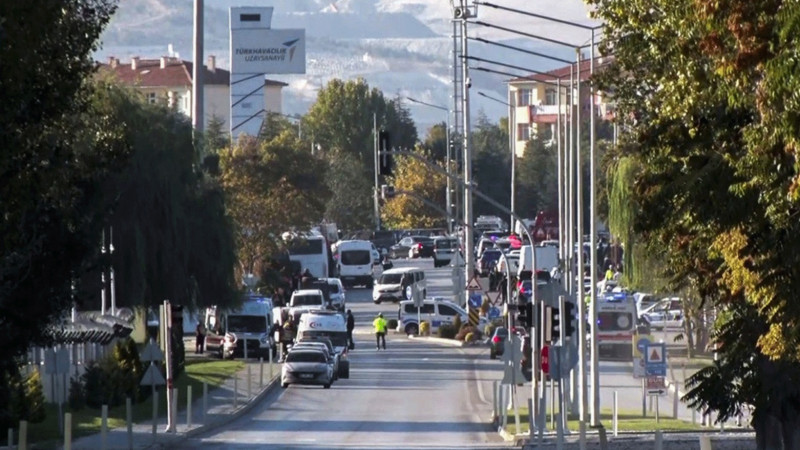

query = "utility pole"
(589, 29), (600, 428)
(575, 48), (588, 442)
(192, 0), (204, 133)
(373, 113), (380, 231)
(460, 0), (474, 281)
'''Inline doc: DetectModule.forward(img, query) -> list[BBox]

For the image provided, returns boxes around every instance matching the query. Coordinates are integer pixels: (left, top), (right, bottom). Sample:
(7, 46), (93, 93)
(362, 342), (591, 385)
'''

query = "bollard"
(64, 412), (72, 450)
(673, 383), (679, 419)
(19, 421), (27, 450)
(269, 348), (274, 379)
(152, 390), (158, 439)
(692, 408), (697, 425)
(490, 381), (496, 421)
(598, 427), (608, 450)
(247, 364), (252, 399)
(736, 412), (742, 427)
(233, 376), (238, 408)
(172, 388), (178, 433)
(655, 395), (660, 423)
(203, 382), (208, 422)
(699, 435), (713, 450)
(101, 405), (108, 450)
(259, 357), (264, 387)
(8, 428), (13, 450)
(720, 412), (725, 432)
(527, 398), (534, 436)
(578, 421), (586, 450)
(613, 391), (618, 437)
(126, 397), (133, 450)
(654, 430), (663, 450)
(187, 385), (193, 427)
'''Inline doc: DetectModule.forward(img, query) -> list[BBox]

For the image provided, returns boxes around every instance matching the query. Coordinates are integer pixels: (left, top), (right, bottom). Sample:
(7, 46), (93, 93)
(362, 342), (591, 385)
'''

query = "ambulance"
(595, 291), (637, 359)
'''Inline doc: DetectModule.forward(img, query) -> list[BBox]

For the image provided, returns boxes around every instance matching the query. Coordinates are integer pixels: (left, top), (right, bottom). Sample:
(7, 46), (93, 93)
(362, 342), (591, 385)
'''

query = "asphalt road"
(178, 257), (510, 449)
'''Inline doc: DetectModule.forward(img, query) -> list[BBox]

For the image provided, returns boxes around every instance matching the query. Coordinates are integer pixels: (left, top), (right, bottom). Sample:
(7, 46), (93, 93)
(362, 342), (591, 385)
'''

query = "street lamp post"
(476, 91), (516, 233)
(406, 97), (453, 232)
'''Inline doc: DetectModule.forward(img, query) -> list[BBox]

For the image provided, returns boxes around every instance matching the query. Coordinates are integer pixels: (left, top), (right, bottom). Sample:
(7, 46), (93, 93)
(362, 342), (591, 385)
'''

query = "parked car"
(389, 235), (430, 259)
(432, 236), (459, 268)
(640, 297), (684, 330)
(489, 327), (509, 360)
(291, 340), (339, 381)
(409, 236), (435, 258)
(281, 349), (334, 389)
(397, 297), (471, 335)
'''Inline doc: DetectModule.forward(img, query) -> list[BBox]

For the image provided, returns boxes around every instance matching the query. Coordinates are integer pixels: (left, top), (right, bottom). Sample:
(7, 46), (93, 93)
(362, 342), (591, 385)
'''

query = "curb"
(407, 335), (466, 347)
(181, 374), (282, 441)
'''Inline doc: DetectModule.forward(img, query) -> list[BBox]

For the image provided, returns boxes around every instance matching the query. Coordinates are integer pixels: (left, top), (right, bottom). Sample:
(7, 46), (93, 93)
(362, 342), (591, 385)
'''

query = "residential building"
(99, 55), (287, 132)
(507, 57), (613, 158)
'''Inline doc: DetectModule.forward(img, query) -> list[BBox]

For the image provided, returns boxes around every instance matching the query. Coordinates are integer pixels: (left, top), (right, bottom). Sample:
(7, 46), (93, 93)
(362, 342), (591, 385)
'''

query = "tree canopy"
(591, 0), (800, 443)
(381, 147), (448, 229)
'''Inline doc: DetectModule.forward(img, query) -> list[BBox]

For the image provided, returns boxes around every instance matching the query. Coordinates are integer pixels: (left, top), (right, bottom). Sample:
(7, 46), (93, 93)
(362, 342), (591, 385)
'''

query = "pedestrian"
(373, 312), (387, 350)
(273, 286), (286, 308)
(195, 322), (206, 354)
(605, 265), (614, 281)
(346, 309), (355, 350)
(301, 268), (314, 288)
(280, 316), (295, 361)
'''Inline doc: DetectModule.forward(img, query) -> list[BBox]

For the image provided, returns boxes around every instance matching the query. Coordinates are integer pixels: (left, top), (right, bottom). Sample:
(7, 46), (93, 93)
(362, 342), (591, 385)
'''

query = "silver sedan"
(281, 349), (334, 389)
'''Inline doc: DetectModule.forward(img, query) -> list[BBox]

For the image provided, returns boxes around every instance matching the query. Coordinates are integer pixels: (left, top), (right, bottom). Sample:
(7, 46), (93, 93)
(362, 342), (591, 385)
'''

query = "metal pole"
(557, 78), (564, 267)
(568, 56), (577, 413)
(461, 3), (475, 282)
(589, 29), (600, 427)
(110, 227), (116, 316)
(192, 0), (204, 132)
(164, 300), (174, 433)
(446, 113), (453, 233)
(575, 48), (588, 438)
(373, 113), (380, 231)
(100, 229), (106, 315)
(508, 88), (516, 229)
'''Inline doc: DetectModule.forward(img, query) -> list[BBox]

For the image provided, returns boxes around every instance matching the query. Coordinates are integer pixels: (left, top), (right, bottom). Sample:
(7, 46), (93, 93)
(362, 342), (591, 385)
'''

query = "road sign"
(644, 342), (667, 376)
(646, 376), (666, 395)
(466, 276), (482, 291)
(412, 283), (424, 308)
(141, 341), (165, 363)
(636, 337), (652, 355)
(488, 306), (501, 319)
(140, 364), (166, 386)
(541, 345), (550, 374)
(468, 292), (482, 309)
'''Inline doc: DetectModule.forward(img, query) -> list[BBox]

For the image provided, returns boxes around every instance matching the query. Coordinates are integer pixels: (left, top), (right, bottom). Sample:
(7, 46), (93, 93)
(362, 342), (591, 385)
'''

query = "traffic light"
(380, 184), (395, 200)
(516, 301), (533, 328)
(549, 306), (560, 343)
(564, 301), (576, 337)
(378, 130), (393, 176)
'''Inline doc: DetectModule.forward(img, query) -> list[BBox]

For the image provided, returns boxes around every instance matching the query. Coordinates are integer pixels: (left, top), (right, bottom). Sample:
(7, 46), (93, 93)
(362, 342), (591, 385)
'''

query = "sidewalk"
(66, 357), (282, 449)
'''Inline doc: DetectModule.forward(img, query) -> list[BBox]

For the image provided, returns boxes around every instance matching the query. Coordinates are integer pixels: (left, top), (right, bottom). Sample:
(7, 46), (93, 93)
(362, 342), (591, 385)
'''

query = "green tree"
(381, 147), (448, 229)
(78, 80), (239, 312)
(422, 122), (449, 163)
(303, 79), (417, 230)
(0, 0), (118, 431)
(590, 0), (800, 443)
(471, 113), (511, 218)
(324, 148), (374, 231)
(220, 132), (330, 281)
(516, 128), (557, 218)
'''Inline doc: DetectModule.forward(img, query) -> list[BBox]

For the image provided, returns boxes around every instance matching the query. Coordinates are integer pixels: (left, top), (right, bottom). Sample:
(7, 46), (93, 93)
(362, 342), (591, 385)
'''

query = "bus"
(285, 233), (330, 279)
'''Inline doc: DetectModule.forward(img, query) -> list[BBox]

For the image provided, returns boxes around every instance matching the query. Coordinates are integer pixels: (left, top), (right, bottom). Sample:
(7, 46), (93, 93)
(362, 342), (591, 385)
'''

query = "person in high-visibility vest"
(373, 313), (388, 350)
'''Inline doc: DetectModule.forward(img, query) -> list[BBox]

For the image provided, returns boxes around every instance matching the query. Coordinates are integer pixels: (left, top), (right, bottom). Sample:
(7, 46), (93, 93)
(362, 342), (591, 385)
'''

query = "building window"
(517, 89), (532, 106)
(146, 92), (157, 104)
(545, 88), (557, 105)
(517, 123), (531, 141)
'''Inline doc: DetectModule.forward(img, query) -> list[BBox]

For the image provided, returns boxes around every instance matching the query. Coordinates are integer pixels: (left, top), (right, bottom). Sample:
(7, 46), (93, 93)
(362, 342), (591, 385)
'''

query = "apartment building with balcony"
(507, 57), (613, 158)
(98, 55), (287, 132)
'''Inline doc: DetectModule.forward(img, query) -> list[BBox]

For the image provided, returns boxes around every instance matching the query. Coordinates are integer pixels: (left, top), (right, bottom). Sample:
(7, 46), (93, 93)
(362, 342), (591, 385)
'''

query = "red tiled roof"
(98, 57), (288, 88)
(510, 56), (612, 84)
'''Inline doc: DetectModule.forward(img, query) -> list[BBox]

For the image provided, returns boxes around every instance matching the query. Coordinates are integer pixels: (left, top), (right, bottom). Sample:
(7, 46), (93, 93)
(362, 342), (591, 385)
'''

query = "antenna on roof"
(168, 44), (175, 57)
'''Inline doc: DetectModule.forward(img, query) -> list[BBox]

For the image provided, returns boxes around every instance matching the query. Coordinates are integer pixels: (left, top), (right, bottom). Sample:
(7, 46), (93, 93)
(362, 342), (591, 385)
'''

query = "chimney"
(208, 55), (216, 73)
(131, 56), (140, 70)
(160, 56), (167, 69)
(108, 56), (118, 68)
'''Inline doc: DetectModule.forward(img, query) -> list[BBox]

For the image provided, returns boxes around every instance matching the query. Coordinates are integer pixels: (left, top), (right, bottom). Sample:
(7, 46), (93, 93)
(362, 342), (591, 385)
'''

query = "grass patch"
(26, 359), (244, 448)
(503, 407), (705, 435)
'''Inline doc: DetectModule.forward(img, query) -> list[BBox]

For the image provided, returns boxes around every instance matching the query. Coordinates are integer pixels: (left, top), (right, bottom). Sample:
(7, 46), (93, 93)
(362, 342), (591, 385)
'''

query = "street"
(178, 258), (509, 449)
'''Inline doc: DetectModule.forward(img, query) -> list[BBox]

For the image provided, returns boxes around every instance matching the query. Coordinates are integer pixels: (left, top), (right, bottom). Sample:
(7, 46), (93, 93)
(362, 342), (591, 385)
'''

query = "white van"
(204, 296), (275, 359)
(517, 245), (559, 277)
(397, 298), (468, 335)
(335, 240), (375, 288)
(372, 267), (426, 304)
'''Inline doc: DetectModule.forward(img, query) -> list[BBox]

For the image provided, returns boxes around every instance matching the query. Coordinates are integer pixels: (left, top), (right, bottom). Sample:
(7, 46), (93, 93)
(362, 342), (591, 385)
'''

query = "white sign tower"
(229, 7), (306, 139)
